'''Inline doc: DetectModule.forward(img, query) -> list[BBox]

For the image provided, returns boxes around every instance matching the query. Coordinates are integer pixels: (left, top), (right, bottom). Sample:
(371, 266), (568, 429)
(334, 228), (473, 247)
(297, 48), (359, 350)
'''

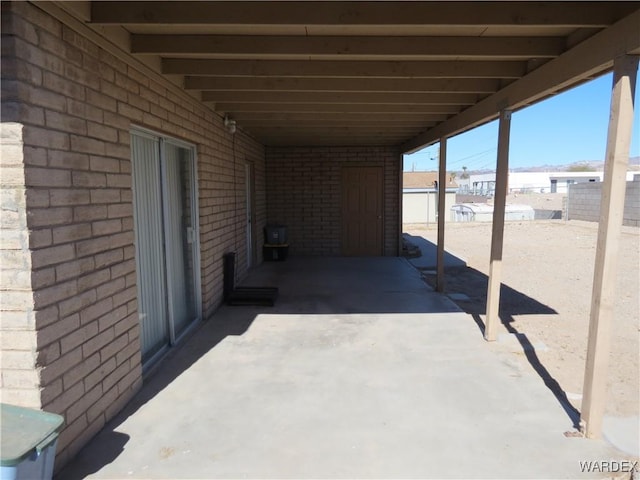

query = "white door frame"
(131, 126), (202, 368)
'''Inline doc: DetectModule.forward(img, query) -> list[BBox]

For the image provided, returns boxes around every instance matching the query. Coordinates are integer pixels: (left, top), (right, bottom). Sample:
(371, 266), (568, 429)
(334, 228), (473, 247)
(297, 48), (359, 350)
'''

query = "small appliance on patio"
(263, 224), (289, 261)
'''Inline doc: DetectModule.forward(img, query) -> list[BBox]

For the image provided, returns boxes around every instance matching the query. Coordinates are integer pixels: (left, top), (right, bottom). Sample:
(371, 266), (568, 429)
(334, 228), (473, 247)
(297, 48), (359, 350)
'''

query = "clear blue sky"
(404, 72), (640, 172)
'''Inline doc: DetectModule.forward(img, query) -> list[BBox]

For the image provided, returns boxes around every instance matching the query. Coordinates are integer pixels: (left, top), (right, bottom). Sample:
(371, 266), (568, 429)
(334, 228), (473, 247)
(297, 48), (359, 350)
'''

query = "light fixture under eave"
(224, 115), (237, 134)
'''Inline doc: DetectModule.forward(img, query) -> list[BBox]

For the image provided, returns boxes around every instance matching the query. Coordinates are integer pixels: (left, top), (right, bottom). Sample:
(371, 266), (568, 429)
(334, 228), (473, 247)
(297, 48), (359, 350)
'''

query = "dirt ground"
(405, 219), (639, 419)
(504, 192), (565, 210)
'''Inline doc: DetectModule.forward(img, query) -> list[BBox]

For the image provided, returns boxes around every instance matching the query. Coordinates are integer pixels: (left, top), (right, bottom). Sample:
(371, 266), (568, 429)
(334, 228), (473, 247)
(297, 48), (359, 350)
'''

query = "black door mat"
(223, 252), (278, 306)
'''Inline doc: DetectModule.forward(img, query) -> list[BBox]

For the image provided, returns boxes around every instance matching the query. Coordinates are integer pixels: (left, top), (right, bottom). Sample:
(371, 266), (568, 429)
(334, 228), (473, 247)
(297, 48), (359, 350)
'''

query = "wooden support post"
(484, 109), (512, 341)
(581, 55), (638, 439)
(398, 152), (404, 257)
(436, 138), (448, 292)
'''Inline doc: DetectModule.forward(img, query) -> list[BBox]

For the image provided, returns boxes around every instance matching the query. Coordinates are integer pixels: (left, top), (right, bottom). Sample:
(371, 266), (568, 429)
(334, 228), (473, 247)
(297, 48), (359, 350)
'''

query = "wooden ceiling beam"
(162, 59), (527, 79)
(201, 91), (478, 105)
(231, 112), (447, 123)
(238, 117), (436, 127)
(253, 136), (415, 145)
(402, 9), (640, 152)
(215, 103), (457, 114)
(186, 77), (499, 93)
(246, 125), (425, 133)
(92, 2), (637, 27)
(132, 35), (564, 59)
(239, 122), (436, 130)
(261, 138), (403, 147)
(241, 123), (425, 133)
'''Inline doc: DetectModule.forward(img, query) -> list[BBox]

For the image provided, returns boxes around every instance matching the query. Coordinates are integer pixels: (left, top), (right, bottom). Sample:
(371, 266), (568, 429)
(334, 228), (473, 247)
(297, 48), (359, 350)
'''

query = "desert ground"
(404, 217), (639, 420)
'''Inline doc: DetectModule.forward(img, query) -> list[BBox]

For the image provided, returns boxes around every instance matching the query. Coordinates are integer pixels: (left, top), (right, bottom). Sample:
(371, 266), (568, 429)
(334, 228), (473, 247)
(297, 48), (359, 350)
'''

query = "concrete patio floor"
(58, 257), (625, 479)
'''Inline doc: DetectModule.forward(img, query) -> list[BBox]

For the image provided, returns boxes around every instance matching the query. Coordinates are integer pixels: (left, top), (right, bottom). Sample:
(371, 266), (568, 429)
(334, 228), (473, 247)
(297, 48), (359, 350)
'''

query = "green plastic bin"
(1, 404), (64, 480)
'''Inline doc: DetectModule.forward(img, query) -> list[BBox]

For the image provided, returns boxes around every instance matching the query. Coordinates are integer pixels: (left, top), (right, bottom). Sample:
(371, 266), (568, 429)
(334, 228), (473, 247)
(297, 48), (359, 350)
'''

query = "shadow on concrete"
(242, 256), (462, 315)
(59, 251), (579, 478)
(57, 431), (129, 480)
(413, 236), (580, 429)
(502, 317), (581, 429)
(403, 233), (467, 270)
(56, 306), (257, 479)
(57, 256), (457, 478)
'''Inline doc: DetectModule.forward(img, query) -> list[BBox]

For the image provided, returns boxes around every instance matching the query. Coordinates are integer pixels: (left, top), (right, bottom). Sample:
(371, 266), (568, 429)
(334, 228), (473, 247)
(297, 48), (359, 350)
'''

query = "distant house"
(466, 171), (638, 195)
(402, 171), (457, 224)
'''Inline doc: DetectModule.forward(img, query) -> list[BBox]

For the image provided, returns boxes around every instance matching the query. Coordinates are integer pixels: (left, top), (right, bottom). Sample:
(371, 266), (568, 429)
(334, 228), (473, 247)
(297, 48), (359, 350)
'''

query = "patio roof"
(56, 1), (639, 149)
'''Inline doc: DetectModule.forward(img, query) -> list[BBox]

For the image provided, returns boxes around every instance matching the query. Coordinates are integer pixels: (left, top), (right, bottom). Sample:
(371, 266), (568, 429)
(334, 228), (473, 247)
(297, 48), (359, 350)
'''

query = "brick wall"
(567, 181), (640, 227)
(1, 1), (265, 467)
(1, 123), (41, 409)
(266, 146), (401, 256)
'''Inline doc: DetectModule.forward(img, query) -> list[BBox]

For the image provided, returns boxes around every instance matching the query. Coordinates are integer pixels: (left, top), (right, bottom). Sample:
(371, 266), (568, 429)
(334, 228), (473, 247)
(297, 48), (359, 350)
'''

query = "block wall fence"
(0, 1), (266, 468)
(567, 180), (640, 227)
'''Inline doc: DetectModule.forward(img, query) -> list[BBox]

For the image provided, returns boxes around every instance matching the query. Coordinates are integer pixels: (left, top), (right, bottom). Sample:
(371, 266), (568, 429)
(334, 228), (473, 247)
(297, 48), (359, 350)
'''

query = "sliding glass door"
(131, 129), (201, 365)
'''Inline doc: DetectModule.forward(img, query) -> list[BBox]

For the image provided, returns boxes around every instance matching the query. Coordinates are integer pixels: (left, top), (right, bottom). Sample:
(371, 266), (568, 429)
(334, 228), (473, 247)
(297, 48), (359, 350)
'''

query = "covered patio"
(1, 1), (638, 471)
(58, 258), (623, 479)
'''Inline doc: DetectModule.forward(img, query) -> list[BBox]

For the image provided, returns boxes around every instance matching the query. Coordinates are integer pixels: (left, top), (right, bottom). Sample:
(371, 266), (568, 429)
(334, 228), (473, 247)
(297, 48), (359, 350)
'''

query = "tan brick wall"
(266, 146), (401, 256)
(0, 122), (41, 409)
(1, 1), (265, 467)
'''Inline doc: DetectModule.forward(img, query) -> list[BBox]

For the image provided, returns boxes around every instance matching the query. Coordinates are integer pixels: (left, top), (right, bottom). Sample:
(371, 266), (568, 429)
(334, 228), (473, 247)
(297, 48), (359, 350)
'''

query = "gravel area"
(405, 219), (639, 419)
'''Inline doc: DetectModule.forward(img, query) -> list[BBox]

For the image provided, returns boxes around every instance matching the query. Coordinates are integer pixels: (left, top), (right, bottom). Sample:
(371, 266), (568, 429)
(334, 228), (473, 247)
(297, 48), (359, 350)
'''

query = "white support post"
(436, 138), (447, 292)
(485, 109), (512, 341)
(581, 55), (638, 439)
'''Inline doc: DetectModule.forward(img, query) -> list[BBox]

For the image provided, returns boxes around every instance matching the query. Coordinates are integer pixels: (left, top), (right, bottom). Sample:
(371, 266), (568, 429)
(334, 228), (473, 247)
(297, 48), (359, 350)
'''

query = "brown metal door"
(342, 166), (383, 256)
